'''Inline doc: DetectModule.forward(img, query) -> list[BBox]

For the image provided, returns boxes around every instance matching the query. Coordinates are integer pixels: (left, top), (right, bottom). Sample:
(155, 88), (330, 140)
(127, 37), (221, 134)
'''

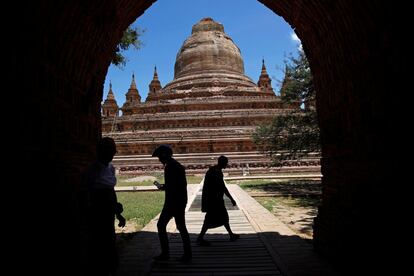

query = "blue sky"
(103, 0), (301, 105)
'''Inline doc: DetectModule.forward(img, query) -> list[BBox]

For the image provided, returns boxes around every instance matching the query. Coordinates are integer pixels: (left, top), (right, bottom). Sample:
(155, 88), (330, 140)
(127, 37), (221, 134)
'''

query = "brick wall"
(12, 0), (397, 273)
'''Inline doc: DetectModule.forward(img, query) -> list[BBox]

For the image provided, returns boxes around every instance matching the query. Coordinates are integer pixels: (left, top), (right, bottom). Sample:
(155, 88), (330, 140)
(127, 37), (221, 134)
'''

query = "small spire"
(130, 73), (137, 89)
(102, 81), (118, 117)
(106, 81), (115, 100)
(257, 58), (272, 91)
(108, 81), (114, 95)
(261, 58), (267, 73)
(148, 65), (162, 98)
(153, 66), (159, 80)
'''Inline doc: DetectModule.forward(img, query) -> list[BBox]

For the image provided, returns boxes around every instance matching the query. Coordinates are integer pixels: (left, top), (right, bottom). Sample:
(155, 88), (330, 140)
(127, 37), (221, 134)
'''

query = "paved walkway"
(116, 184), (337, 276)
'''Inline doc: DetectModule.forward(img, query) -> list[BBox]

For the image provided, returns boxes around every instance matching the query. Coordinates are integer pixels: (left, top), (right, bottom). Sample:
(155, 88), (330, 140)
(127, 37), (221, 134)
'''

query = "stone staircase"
(113, 151), (321, 176)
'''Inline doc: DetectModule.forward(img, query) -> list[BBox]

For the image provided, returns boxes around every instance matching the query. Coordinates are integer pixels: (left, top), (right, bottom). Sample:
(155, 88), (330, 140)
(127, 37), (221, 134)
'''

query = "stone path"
(116, 184), (338, 276)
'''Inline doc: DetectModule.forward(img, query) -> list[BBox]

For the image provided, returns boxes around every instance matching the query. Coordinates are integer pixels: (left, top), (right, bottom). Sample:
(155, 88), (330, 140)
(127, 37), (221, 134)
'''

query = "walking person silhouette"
(83, 137), (126, 275)
(152, 144), (192, 262)
(197, 155), (240, 246)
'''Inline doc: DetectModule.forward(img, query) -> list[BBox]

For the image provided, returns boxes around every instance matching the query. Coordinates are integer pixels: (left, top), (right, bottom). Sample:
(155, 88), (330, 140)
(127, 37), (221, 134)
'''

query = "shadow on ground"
(240, 179), (322, 196)
(116, 231), (339, 276)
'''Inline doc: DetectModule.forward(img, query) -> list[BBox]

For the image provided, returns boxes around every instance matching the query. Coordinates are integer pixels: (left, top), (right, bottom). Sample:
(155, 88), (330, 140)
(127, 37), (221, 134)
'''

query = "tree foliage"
(111, 26), (145, 68)
(252, 49), (320, 165)
(280, 50), (315, 109)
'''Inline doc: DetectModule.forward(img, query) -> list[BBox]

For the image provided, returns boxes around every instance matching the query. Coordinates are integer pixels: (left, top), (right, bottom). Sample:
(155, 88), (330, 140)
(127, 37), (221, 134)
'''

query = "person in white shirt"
(83, 137), (125, 275)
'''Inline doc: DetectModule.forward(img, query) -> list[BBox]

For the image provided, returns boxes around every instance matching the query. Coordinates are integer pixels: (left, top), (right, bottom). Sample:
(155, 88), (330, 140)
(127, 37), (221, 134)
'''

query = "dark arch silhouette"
(11, 1), (401, 274)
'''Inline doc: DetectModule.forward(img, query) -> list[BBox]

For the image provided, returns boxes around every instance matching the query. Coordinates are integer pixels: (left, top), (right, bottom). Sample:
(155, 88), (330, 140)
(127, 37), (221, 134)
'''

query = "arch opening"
(14, 0), (396, 273)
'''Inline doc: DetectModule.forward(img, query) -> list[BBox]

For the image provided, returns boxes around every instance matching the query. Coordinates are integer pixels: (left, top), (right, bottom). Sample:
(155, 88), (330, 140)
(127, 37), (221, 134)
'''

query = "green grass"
(239, 180), (281, 188)
(186, 175), (204, 184)
(255, 196), (320, 210)
(254, 197), (277, 211)
(231, 179), (322, 195)
(226, 179), (291, 188)
(116, 191), (164, 230)
(235, 178), (322, 209)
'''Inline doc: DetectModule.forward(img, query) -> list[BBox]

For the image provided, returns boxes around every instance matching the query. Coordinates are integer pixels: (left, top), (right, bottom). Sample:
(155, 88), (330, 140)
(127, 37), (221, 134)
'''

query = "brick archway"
(13, 0), (398, 273)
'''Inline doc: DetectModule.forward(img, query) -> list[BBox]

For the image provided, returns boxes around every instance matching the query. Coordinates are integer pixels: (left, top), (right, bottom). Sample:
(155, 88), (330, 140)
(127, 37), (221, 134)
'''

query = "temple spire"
(153, 66), (159, 80)
(146, 65), (162, 101)
(257, 59), (273, 93)
(124, 73), (141, 106)
(130, 73), (137, 90)
(261, 58), (267, 73)
(102, 82), (119, 117)
(107, 81), (115, 100)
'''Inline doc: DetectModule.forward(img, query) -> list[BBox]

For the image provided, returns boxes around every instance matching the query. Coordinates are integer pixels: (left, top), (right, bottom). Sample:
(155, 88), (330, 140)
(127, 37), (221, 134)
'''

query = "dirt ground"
(115, 220), (140, 233)
(244, 180), (321, 240)
(260, 196), (318, 239)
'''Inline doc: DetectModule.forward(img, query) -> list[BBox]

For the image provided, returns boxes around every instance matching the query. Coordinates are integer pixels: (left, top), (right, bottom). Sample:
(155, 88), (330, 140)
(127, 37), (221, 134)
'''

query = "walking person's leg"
(155, 209), (172, 260)
(223, 207), (239, 241)
(174, 210), (192, 261)
(197, 216), (211, 246)
(224, 222), (239, 241)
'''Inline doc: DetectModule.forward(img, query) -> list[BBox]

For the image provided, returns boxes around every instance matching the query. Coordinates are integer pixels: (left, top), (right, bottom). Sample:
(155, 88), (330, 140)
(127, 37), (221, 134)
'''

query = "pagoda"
(102, 18), (303, 174)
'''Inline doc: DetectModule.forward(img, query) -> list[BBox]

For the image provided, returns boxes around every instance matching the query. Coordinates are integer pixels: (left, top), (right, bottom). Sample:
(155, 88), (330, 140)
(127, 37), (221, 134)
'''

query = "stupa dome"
(174, 17), (245, 78)
(163, 18), (257, 93)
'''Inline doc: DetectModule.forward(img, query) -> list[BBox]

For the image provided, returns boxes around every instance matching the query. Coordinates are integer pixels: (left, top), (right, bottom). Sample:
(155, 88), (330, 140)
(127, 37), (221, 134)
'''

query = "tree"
(111, 26), (145, 68)
(280, 50), (315, 109)
(252, 49), (320, 165)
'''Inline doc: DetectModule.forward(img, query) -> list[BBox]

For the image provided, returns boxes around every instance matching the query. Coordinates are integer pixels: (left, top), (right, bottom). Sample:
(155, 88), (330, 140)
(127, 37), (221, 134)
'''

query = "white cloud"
(291, 31), (303, 50)
(291, 32), (300, 42)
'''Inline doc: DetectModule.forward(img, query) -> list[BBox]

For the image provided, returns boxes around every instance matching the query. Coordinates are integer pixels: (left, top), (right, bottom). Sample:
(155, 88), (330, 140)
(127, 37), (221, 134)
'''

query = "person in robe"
(197, 155), (240, 246)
